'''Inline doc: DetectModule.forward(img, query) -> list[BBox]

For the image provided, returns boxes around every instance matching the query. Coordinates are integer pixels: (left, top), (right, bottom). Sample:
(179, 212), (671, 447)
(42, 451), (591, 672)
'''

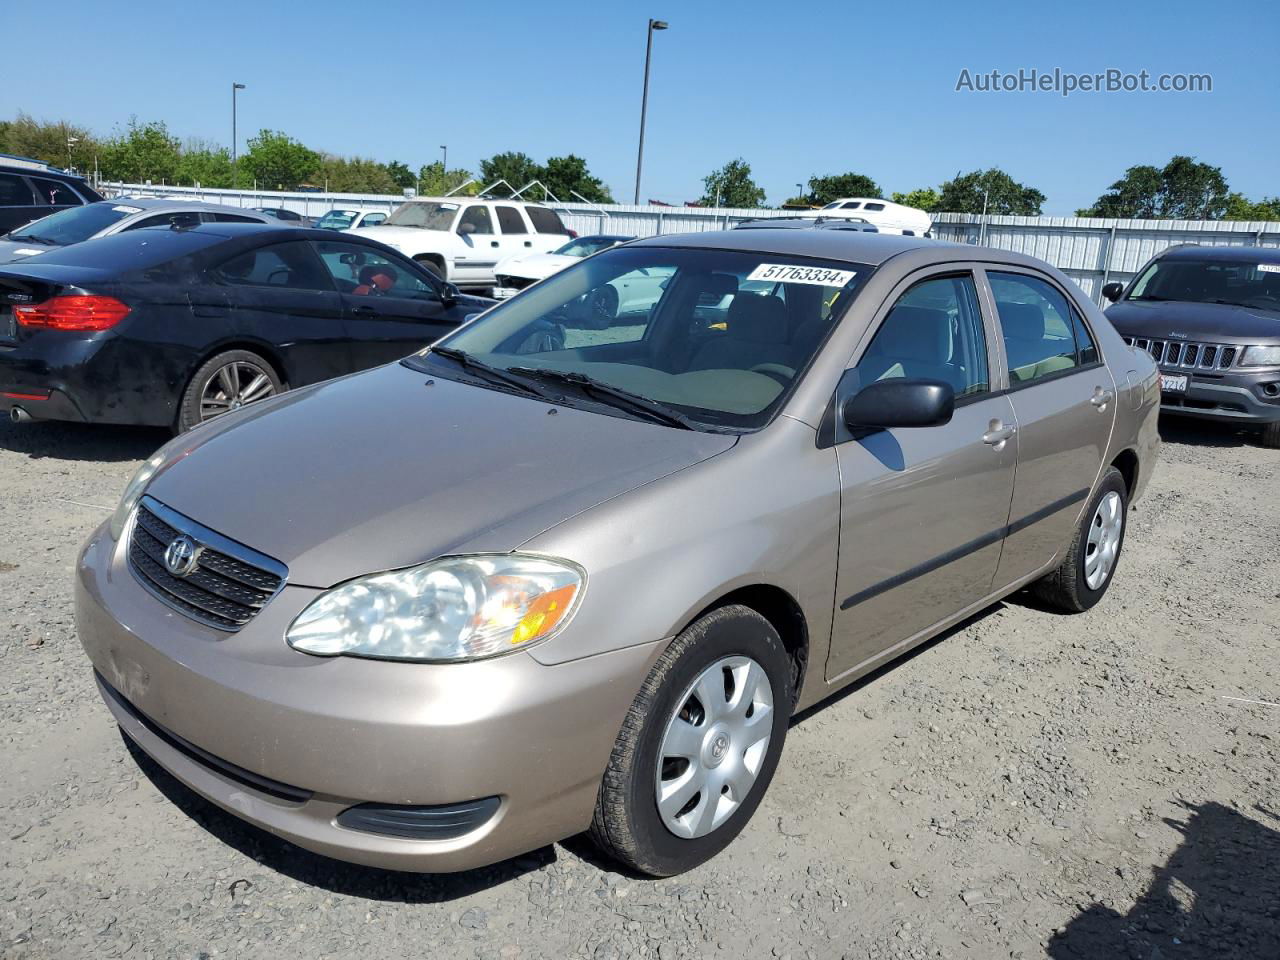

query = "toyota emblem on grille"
(163, 535), (200, 577)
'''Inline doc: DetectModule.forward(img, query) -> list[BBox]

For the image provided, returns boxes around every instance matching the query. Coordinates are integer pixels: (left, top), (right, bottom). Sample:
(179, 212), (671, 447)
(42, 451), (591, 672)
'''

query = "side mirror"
(442, 282), (461, 303)
(1101, 281), (1124, 303)
(458, 222), (476, 235)
(843, 379), (955, 432)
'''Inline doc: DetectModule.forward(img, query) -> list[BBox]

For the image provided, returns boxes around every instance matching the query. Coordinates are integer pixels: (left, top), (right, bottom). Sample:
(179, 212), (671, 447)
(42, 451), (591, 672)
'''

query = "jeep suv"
(345, 197), (571, 291)
(0, 154), (104, 235)
(1104, 245), (1280, 447)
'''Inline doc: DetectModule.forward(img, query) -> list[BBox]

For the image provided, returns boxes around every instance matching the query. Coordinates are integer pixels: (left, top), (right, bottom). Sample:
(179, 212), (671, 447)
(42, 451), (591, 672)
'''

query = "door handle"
(351, 304), (378, 316)
(982, 421), (1016, 446)
(1090, 387), (1115, 409)
(490, 241), (499, 248)
(524, 241), (533, 247)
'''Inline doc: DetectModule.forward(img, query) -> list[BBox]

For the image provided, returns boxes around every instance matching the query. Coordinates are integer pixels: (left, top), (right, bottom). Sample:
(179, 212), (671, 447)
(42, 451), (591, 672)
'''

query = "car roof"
(106, 197), (270, 215)
(630, 228), (950, 266)
(404, 196), (550, 207)
(1157, 244), (1280, 265)
(576, 234), (634, 243)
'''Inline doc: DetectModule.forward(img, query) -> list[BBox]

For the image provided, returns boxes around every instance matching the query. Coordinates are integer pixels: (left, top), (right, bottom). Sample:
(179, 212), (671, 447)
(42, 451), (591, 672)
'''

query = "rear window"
(0, 173), (33, 206)
(526, 207), (568, 235)
(2, 228), (224, 272)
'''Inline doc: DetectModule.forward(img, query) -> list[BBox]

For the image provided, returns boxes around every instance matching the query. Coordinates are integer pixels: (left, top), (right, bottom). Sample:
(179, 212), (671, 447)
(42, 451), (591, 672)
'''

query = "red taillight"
(14, 295), (131, 332)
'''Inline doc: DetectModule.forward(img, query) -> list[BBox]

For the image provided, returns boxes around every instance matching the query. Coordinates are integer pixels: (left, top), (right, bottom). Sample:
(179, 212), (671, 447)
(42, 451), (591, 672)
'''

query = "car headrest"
(873, 305), (950, 365)
(999, 301), (1045, 341)
(725, 293), (787, 343)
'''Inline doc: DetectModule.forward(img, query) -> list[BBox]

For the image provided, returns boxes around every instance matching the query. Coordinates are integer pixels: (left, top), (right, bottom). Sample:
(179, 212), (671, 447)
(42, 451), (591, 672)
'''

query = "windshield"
(1128, 258), (1280, 311)
(410, 246), (870, 430)
(7, 202), (133, 245)
(316, 210), (358, 229)
(553, 237), (623, 258)
(385, 201), (459, 230)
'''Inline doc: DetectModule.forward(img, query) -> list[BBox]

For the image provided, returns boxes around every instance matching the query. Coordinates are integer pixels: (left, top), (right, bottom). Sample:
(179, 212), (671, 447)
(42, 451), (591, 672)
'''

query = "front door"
(827, 270), (1018, 680)
(313, 239), (458, 367)
(452, 204), (501, 286)
(983, 269), (1117, 588)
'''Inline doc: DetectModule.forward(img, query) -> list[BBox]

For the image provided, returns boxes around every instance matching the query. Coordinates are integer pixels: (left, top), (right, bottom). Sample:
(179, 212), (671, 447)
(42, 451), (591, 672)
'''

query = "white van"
(797, 198), (933, 237)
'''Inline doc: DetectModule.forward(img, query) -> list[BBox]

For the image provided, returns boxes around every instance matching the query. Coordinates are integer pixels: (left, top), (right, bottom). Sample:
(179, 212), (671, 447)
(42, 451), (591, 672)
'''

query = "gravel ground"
(2, 415), (1278, 960)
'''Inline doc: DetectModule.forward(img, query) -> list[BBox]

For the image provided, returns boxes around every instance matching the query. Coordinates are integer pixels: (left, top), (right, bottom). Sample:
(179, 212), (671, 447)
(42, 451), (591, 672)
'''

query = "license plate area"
(1161, 373), (1189, 394)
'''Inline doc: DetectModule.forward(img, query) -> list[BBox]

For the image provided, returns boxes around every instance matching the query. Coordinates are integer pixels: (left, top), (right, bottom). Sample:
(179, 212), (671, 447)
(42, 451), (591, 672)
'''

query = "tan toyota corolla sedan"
(76, 229), (1160, 876)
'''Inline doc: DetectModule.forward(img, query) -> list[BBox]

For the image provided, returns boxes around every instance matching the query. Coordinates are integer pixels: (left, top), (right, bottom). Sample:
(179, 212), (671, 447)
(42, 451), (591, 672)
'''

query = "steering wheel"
(748, 362), (796, 387)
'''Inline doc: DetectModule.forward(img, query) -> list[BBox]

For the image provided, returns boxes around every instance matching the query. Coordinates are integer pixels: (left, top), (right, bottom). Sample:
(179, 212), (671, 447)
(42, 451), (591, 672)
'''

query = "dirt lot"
(1, 415), (1277, 960)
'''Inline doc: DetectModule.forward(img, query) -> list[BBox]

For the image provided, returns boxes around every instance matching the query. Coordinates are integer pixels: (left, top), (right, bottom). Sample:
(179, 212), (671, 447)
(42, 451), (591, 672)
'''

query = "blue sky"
(6, 0), (1274, 213)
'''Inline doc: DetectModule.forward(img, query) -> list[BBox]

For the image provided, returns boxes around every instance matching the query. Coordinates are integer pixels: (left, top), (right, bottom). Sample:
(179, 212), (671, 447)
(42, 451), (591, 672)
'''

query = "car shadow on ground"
(0, 419), (167, 463)
(1047, 800), (1280, 959)
(122, 733), (556, 902)
(1157, 415), (1256, 449)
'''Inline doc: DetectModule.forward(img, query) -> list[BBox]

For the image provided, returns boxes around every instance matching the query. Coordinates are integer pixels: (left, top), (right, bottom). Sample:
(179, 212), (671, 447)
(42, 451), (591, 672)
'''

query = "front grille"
(128, 496), (287, 632)
(495, 274), (535, 291)
(1124, 336), (1240, 371)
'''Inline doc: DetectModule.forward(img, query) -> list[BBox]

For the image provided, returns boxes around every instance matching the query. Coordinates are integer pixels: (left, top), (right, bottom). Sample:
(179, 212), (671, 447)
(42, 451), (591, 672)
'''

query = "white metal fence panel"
(105, 183), (1280, 303)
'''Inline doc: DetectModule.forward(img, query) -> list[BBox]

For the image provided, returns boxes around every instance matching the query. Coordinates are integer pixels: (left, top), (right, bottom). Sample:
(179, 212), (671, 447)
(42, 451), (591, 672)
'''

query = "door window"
(314, 241), (439, 300)
(361, 213), (386, 227)
(856, 274), (989, 399)
(526, 207), (568, 235)
(128, 212), (200, 230)
(988, 272), (1085, 384)
(209, 212), (265, 224)
(494, 206), (527, 234)
(213, 241), (330, 290)
(458, 206), (494, 235)
(0, 174), (34, 206)
(32, 178), (83, 206)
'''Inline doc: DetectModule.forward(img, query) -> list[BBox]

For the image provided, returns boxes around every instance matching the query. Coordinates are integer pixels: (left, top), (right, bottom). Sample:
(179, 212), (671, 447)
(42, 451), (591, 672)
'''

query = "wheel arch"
(182, 338), (291, 391)
(1110, 447), (1140, 499)
(412, 253), (447, 278)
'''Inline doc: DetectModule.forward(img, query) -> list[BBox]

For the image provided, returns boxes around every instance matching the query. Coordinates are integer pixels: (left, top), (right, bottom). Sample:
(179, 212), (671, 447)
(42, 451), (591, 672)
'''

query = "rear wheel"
(1031, 466), (1127, 613)
(414, 256), (444, 280)
(177, 350), (282, 433)
(589, 605), (792, 876)
(1260, 421), (1280, 449)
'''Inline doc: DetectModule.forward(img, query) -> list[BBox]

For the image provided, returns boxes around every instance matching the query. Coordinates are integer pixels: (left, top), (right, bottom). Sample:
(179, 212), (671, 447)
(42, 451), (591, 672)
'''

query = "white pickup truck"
(344, 197), (573, 291)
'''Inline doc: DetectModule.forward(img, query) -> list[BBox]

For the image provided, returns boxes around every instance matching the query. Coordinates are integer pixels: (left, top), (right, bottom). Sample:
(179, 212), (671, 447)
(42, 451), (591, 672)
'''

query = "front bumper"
(1160, 373), (1280, 424)
(76, 524), (663, 872)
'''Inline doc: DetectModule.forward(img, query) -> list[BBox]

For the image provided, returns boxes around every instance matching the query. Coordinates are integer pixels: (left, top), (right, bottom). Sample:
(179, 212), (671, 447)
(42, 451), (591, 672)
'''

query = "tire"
(177, 350), (283, 433)
(1260, 421), (1280, 449)
(1031, 466), (1128, 613)
(584, 285), (619, 330)
(589, 604), (793, 877)
(414, 257), (445, 280)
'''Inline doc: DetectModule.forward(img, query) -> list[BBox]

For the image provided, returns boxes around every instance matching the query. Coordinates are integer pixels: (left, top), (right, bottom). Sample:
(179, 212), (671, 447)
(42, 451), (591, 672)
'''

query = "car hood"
(1107, 299), (1280, 343)
(145, 362), (736, 587)
(342, 225), (434, 248)
(0, 238), (63, 264)
(497, 253), (577, 280)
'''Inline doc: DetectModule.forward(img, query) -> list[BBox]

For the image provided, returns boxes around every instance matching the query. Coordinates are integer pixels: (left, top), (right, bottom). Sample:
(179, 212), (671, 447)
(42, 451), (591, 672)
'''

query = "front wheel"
(1031, 466), (1128, 612)
(177, 350), (282, 433)
(1260, 421), (1280, 449)
(589, 605), (792, 876)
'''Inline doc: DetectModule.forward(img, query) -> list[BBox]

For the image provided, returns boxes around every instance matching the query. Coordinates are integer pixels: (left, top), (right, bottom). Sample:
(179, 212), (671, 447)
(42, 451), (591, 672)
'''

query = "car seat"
(687, 293), (793, 371)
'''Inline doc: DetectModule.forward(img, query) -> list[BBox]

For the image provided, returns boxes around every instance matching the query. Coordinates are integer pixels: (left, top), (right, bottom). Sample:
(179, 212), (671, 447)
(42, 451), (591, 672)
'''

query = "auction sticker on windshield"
(747, 264), (856, 286)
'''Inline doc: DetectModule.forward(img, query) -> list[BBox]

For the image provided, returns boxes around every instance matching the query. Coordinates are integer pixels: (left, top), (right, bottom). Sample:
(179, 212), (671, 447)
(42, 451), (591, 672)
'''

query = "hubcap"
(200, 361), (276, 422)
(1084, 491), (1124, 589)
(655, 656), (774, 840)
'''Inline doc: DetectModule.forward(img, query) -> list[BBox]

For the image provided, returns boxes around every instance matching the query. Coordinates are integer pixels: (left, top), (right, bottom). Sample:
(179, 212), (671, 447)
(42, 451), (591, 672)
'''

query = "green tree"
(0, 112), (100, 172)
(937, 168), (1045, 215)
(174, 142), (233, 187)
(539, 154), (613, 203)
(804, 172), (882, 206)
(890, 188), (941, 212)
(241, 129), (320, 190)
(416, 161), (475, 196)
(1077, 156), (1229, 219)
(316, 155), (398, 193)
(701, 158), (766, 208)
(1223, 193), (1280, 221)
(385, 160), (415, 190)
(478, 151), (542, 194)
(99, 119), (181, 184)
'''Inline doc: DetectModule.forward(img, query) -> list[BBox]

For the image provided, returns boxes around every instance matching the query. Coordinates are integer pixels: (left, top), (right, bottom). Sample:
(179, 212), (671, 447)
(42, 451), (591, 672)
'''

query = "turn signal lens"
(511, 584), (578, 646)
(15, 295), (131, 332)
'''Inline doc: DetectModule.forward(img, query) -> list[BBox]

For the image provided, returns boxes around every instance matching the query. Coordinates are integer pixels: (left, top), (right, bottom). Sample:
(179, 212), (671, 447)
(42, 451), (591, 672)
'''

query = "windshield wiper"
(1204, 298), (1252, 309)
(509, 366), (697, 430)
(430, 346), (556, 400)
(9, 234), (56, 245)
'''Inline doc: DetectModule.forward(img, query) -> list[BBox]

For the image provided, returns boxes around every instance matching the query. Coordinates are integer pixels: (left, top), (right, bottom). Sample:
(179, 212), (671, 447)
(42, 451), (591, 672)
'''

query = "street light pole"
(633, 18), (668, 205)
(231, 82), (246, 188)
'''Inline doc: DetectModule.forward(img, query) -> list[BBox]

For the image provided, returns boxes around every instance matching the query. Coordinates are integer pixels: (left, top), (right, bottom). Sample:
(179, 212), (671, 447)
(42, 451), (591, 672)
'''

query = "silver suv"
(77, 230), (1159, 877)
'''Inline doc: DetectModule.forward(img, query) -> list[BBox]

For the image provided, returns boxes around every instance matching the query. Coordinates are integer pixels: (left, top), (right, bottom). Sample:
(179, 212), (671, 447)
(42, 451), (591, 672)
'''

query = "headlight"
(1240, 345), (1280, 367)
(108, 450), (169, 540)
(286, 554), (584, 662)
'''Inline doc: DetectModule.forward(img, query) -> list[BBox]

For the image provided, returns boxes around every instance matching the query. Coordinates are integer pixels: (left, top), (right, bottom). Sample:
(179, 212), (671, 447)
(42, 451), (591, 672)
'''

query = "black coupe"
(0, 223), (492, 431)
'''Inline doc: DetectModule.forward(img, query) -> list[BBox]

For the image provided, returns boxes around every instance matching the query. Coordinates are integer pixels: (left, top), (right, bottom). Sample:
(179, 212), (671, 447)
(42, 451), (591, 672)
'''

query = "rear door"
(207, 240), (349, 385)
(493, 204), (535, 261)
(827, 269), (1018, 680)
(313, 239), (459, 367)
(0, 173), (40, 233)
(982, 268), (1116, 589)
